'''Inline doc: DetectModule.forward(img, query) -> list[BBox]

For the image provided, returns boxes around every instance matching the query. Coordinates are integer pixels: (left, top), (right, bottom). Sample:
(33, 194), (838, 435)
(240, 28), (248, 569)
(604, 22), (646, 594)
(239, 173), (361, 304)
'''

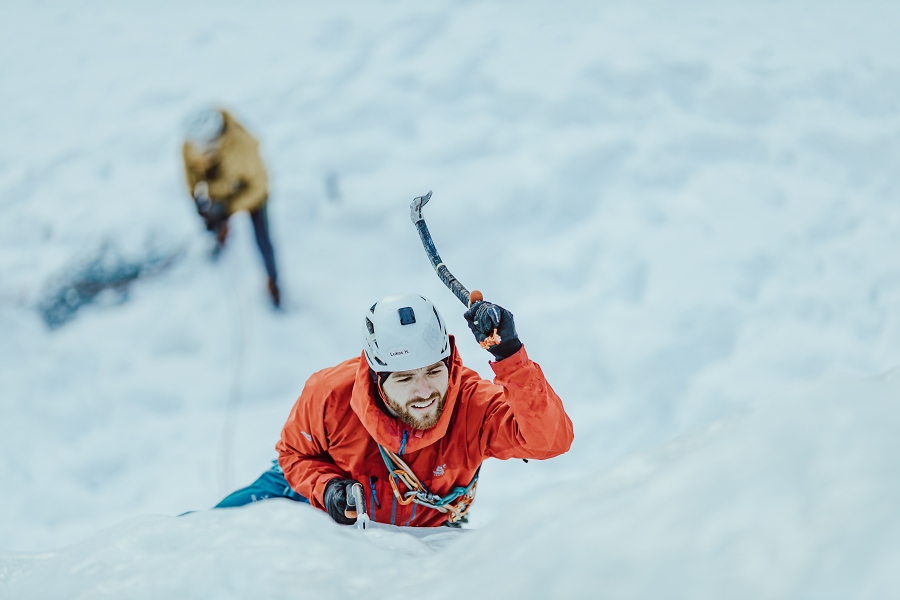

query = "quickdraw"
(377, 444), (479, 525)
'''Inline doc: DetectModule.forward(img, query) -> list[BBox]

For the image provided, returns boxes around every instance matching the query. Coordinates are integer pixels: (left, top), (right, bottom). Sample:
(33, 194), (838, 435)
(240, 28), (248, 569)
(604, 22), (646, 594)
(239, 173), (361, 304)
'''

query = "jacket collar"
(350, 335), (463, 454)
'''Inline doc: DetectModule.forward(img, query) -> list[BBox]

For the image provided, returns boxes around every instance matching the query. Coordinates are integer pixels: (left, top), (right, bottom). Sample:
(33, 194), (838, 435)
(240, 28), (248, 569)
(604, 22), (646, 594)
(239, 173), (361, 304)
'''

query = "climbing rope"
(216, 240), (249, 497)
(377, 445), (479, 525)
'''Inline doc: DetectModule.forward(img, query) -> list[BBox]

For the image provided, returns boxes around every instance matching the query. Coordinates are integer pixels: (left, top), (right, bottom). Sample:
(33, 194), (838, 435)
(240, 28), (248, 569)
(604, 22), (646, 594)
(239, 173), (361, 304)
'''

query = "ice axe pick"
(409, 191), (500, 349)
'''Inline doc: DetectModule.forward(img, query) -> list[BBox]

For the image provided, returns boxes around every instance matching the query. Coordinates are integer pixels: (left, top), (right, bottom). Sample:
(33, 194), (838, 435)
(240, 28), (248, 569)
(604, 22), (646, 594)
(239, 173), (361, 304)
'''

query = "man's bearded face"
(381, 361), (449, 430)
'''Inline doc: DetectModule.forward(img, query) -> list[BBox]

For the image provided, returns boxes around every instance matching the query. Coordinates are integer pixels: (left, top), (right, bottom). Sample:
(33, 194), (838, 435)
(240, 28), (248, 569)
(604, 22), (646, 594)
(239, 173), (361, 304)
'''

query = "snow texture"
(1, 1), (900, 598)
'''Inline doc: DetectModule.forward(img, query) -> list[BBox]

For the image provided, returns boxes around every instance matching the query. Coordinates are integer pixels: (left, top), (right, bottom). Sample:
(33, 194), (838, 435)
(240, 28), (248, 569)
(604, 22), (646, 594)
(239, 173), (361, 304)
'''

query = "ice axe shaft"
(409, 191), (482, 308)
(347, 483), (369, 530)
(410, 191), (497, 349)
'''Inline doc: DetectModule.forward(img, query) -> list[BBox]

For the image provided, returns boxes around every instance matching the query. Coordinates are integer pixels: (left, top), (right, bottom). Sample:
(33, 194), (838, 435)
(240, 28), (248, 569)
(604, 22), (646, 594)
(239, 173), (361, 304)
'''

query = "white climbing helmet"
(363, 294), (450, 372)
(184, 107), (224, 150)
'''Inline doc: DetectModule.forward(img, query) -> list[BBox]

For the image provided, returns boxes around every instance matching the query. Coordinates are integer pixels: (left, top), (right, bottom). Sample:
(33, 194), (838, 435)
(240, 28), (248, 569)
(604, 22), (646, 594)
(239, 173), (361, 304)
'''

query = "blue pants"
(249, 204), (278, 283)
(215, 463), (309, 508)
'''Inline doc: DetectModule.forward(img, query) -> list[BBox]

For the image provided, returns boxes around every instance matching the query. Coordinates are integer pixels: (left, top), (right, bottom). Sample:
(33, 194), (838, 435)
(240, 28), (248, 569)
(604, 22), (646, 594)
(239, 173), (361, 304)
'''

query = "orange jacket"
(276, 337), (573, 527)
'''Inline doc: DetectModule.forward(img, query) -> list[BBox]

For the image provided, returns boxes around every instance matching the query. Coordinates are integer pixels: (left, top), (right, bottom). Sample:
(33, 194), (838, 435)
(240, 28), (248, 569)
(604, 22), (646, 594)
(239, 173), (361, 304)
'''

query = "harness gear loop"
(377, 445), (479, 525)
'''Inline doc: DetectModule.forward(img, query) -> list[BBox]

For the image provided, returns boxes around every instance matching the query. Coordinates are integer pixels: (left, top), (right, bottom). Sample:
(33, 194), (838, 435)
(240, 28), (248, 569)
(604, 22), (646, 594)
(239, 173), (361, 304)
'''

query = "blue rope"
(378, 445), (395, 470)
(429, 469), (480, 507)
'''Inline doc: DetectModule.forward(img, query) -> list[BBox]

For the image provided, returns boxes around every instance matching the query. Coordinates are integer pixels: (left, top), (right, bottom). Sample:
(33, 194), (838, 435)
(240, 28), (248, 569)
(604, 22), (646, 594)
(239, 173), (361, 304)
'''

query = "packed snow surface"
(2, 1), (900, 598)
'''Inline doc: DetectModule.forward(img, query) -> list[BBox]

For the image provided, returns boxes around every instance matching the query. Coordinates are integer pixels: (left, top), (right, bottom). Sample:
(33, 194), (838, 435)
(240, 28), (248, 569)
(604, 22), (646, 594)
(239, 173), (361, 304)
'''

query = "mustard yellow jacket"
(182, 110), (268, 215)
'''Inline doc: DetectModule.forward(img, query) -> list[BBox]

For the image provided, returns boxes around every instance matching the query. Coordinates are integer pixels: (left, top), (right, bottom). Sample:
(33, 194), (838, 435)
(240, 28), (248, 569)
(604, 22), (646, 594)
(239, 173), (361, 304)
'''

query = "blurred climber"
(182, 107), (281, 307)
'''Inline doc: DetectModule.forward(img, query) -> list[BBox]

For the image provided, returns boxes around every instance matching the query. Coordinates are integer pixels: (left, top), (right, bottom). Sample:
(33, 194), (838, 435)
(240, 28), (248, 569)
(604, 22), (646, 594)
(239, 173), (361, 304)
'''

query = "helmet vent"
(365, 317), (375, 335)
(397, 307), (416, 326)
(432, 306), (443, 330)
(373, 355), (387, 367)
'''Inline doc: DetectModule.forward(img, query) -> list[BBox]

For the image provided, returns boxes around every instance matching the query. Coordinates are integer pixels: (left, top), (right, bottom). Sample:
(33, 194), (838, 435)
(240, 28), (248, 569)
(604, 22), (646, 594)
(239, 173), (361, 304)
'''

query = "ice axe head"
(410, 190), (433, 224)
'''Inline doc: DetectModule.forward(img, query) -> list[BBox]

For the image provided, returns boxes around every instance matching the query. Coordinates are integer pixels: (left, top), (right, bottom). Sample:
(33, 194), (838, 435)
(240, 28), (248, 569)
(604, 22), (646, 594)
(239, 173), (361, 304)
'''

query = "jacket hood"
(350, 335), (464, 454)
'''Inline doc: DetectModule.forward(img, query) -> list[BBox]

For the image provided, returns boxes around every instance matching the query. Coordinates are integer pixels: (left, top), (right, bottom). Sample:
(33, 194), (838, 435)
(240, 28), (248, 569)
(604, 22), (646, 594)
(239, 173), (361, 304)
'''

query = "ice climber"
(215, 294), (574, 527)
(182, 107), (281, 307)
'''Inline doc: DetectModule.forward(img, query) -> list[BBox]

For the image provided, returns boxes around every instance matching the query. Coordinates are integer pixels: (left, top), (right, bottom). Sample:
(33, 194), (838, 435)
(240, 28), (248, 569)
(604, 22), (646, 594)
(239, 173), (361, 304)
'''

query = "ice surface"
(1, 0), (899, 597)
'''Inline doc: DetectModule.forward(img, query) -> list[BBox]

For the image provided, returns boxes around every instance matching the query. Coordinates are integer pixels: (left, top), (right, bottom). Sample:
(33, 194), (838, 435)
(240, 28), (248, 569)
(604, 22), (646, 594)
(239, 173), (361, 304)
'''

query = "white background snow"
(2, 1), (900, 597)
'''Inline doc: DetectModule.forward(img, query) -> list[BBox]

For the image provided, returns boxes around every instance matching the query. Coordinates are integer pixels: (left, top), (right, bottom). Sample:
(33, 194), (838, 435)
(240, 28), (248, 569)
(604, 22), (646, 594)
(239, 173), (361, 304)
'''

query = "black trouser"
(249, 204), (278, 283)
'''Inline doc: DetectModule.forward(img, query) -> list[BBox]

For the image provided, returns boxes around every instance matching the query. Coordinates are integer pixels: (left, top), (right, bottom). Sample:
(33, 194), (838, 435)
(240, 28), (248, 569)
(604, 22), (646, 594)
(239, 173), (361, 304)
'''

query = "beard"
(383, 390), (446, 430)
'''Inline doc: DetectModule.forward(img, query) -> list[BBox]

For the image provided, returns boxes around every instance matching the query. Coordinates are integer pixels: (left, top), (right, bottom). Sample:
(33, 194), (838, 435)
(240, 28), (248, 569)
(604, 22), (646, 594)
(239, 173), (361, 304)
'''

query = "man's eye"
(427, 369), (442, 376)
(394, 376), (413, 383)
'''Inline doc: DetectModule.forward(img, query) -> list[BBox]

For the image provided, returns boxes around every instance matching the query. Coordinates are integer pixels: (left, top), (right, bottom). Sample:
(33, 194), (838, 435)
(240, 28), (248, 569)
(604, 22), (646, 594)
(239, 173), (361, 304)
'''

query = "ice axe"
(347, 482), (370, 530)
(410, 191), (500, 349)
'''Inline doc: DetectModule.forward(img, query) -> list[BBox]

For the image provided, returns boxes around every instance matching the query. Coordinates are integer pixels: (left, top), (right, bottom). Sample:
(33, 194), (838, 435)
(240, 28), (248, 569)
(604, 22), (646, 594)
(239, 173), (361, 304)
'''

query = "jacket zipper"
(368, 476), (380, 520)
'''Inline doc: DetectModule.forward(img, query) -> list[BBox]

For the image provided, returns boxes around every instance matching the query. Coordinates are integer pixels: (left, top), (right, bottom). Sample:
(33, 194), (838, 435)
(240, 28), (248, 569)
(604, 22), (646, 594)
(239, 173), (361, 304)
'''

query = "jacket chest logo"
(433, 464), (446, 477)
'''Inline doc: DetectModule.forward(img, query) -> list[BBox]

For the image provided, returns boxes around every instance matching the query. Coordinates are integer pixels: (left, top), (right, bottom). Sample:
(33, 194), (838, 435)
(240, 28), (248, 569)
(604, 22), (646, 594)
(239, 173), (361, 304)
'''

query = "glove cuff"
(487, 336), (523, 361)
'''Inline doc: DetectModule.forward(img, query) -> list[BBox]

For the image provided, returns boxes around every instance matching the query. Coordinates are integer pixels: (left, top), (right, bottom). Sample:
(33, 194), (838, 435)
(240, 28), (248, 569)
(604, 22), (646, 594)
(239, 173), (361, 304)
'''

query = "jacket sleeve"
(276, 376), (348, 510)
(182, 143), (201, 197)
(225, 138), (268, 214)
(473, 345), (574, 460)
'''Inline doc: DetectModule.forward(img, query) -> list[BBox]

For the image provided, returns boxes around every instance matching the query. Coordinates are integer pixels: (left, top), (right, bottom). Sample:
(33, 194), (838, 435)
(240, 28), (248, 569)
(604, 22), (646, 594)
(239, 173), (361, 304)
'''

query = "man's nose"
(412, 374), (432, 397)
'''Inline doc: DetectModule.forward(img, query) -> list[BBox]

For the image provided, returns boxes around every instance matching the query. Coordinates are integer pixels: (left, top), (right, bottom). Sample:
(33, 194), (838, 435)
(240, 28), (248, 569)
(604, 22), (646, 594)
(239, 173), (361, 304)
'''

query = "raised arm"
(471, 346), (574, 459)
(463, 301), (574, 459)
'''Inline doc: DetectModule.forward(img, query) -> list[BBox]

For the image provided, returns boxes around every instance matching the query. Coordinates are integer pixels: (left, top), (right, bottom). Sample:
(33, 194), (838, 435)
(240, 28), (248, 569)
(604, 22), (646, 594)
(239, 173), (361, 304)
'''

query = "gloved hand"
(194, 195), (227, 232)
(323, 478), (359, 525)
(463, 301), (523, 361)
(203, 202), (227, 232)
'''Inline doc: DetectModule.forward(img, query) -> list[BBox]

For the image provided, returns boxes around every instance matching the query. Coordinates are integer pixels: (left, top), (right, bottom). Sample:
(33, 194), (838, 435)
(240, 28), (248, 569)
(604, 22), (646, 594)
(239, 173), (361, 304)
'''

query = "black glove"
(463, 301), (523, 361)
(195, 196), (227, 231)
(323, 478), (358, 525)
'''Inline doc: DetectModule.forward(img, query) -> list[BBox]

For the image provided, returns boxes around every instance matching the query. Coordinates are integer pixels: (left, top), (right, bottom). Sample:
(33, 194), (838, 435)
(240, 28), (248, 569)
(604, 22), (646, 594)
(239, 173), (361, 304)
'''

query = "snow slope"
(3, 374), (899, 599)
(1, 0), (900, 597)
